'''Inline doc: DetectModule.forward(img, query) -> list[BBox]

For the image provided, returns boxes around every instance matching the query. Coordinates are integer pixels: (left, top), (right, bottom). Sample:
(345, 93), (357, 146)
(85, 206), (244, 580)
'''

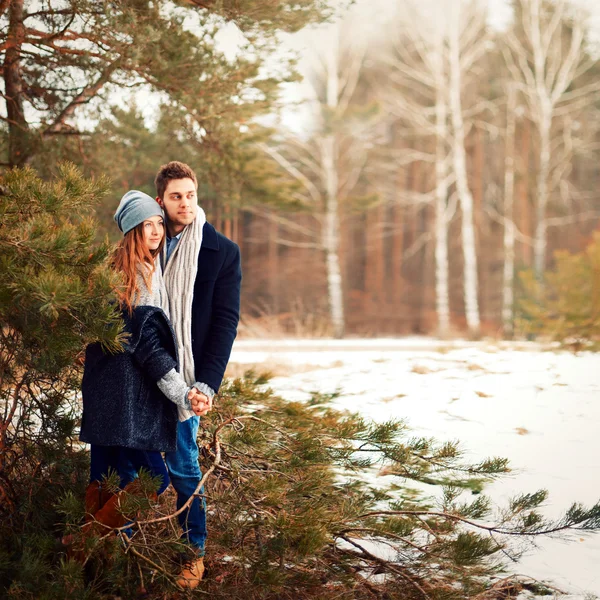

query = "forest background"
(4, 0), (599, 341)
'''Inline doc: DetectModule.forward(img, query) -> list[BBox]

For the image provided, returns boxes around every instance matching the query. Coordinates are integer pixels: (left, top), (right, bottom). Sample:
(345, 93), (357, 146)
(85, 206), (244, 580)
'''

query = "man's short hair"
(155, 161), (198, 200)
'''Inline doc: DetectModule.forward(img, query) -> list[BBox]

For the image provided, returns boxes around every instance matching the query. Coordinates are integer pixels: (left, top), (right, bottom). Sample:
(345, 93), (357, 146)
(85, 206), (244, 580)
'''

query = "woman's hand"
(188, 388), (212, 416)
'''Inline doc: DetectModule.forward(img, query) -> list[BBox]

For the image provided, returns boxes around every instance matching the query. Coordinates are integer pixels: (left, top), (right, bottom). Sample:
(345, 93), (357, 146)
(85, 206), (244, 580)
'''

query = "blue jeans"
(90, 445), (170, 495)
(165, 416), (207, 555)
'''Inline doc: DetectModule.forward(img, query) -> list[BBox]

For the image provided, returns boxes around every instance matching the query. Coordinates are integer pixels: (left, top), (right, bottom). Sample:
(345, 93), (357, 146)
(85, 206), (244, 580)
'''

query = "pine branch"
(356, 509), (597, 537)
(43, 60), (121, 135)
(337, 537), (433, 599)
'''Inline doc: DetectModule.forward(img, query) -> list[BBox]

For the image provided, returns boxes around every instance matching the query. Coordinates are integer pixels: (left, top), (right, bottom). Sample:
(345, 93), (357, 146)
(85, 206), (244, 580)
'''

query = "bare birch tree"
(378, 4), (452, 336)
(433, 39), (452, 338)
(447, 0), (490, 336)
(260, 19), (370, 338)
(503, 85), (518, 335)
(506, 0), (600, 279)
(321, 26), (346, 339)
(380, 0), (489, 336)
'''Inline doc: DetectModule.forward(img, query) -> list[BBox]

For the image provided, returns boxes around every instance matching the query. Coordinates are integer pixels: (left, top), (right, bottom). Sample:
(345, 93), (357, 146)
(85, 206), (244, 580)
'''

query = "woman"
(79, 190), (206, 530)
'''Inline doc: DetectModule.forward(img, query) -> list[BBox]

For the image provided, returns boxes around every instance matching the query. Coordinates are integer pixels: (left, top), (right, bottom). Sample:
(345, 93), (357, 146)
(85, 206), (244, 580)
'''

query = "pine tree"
(191, 374), (600, 598)
(0, 0), (329, 168)
(0, 164), (123, 596)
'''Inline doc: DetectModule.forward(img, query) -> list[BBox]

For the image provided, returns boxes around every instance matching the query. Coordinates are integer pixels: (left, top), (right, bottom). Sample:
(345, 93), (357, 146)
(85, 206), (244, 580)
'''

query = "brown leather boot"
(176, 557), (205, 590)
(62, 482), (113, 550)
(86, 481), (157, 535)
(65, 491), (128, 562)
(84, 481), (113, 523)
(87, 493), (127, 533)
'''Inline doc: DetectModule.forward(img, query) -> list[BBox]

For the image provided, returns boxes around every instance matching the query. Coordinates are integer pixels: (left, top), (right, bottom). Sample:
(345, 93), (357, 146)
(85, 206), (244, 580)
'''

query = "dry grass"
(381, 394), (407, 403)
(411, 365), (435, 375)
(238, 304), (333, 339)
(225, 360), (344, 379)
(466, 363), (486, 372)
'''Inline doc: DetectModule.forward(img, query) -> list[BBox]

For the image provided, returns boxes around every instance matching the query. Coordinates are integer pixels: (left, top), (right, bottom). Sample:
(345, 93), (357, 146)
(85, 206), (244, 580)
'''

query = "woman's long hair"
(111, 222), (165, 314)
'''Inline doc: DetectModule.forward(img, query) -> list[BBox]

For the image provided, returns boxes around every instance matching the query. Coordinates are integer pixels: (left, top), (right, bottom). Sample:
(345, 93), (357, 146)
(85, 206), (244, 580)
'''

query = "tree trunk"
(232, 208), (240, 245)
(4, 0), (30, 166)
(534, 110), (551, 279)
(321, 39), (345, 339)
(448, 12), (480, 336)
(434, 68), (450, 337)
(392, 169), (405, 305)
(268, 217), (280, 314)
(503, 87), (517, 336)
(322, 133), (345, 338)
(367, 203), (385, 317)
(517, 118), (532, 265)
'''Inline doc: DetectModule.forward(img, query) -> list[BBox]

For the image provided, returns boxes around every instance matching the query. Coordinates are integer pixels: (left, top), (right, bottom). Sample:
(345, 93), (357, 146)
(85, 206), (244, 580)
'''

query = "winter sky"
(208, 0), (600, 133)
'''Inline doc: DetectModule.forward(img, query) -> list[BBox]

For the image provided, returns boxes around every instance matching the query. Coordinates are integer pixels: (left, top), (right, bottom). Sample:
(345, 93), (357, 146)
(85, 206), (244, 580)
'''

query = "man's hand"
(188, 388), (212, 417)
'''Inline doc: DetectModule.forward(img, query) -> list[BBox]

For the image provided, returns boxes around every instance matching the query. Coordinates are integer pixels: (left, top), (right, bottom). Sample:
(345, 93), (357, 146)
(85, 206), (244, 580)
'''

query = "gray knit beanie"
(114, 190), (164, 234)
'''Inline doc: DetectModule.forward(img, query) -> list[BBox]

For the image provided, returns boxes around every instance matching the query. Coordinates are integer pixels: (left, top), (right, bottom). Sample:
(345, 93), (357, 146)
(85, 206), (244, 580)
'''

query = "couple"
(79, 161), (241, 590)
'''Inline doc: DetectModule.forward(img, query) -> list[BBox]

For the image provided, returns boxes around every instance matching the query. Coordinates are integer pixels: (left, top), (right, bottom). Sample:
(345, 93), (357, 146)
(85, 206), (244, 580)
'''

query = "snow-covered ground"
(229, 338), (600, 598)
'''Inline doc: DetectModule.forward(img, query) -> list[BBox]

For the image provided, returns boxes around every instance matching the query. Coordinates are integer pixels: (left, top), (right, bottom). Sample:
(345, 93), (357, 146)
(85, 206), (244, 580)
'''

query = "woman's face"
(142, 215), (165, 251)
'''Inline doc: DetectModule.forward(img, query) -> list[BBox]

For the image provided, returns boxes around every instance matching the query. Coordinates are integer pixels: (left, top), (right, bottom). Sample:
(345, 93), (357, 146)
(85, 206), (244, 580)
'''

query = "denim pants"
(165, 415), (207, 555)
(90, 445), (170, 496)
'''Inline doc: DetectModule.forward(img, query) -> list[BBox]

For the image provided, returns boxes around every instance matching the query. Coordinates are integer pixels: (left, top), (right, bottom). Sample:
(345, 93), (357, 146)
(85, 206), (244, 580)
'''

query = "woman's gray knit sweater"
(135, 263), (193, 411)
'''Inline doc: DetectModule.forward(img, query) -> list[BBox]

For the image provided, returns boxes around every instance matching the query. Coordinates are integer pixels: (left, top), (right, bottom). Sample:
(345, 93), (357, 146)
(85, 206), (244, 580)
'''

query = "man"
(155, 161), (241, 589)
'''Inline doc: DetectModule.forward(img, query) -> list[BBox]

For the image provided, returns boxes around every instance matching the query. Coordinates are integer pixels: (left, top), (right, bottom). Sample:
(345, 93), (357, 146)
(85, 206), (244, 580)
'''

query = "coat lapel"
(201, 222), (219, 251)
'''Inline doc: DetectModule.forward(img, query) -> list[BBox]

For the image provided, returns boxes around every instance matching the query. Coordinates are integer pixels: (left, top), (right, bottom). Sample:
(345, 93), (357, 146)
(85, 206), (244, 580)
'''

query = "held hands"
(188, 388), (212, 417)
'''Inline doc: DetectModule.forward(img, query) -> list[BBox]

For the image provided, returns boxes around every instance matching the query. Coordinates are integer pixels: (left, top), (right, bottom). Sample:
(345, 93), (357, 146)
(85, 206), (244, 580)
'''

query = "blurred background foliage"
(3, 0), (600, 341)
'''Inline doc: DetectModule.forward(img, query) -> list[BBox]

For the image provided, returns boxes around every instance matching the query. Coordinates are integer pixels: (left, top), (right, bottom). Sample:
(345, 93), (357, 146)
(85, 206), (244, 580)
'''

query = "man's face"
(157, 178), (198, 235)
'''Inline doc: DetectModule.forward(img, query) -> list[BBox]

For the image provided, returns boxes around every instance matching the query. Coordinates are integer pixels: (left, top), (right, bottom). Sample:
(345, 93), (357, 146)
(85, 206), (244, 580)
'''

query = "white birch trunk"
(448, 9), (480, 336)
(433, 39), (450, 337)
(510, 0), (588, 279)
(322, 134), (344, 338)
(322, 40), (345, 339)
(503, 86), (517, 335)
(530, 0), (551, 279)
(534, 111), (551, 278)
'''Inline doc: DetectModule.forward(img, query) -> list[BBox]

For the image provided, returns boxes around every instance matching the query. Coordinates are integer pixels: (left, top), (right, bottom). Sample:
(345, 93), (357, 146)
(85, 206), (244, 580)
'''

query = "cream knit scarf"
(163, 207), (207, 421)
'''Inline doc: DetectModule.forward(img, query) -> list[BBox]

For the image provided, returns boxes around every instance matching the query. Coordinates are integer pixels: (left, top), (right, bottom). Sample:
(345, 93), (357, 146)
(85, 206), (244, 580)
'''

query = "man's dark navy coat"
(191, 222), (242, 393)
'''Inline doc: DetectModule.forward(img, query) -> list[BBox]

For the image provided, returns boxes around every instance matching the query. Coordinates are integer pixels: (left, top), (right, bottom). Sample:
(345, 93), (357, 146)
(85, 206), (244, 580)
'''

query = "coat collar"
(202, 221), (219, 251)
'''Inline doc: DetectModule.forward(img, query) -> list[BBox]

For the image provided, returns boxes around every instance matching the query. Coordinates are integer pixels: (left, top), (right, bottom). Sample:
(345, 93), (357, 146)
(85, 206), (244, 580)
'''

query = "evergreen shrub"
(2, 166), (600, 599)
(518, 232), (600, 349)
